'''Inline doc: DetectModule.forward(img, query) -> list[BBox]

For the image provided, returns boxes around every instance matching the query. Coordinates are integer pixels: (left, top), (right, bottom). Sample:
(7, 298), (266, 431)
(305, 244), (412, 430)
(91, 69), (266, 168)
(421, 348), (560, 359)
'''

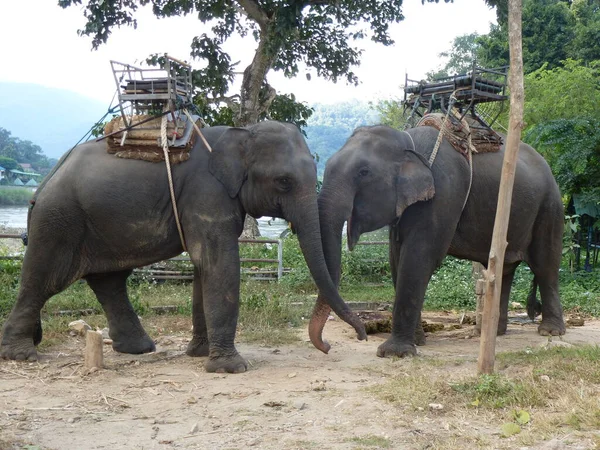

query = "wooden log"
(111, 138), (161, 147)
(84, 331), (104, 370)
(478, 0), (524, 375)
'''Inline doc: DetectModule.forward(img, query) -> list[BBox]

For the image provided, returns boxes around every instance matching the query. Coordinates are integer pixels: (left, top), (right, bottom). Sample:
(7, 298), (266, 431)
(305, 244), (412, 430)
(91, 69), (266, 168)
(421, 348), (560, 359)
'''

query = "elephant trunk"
(309, 183), (353, 353)
(286, 194), (366, 345)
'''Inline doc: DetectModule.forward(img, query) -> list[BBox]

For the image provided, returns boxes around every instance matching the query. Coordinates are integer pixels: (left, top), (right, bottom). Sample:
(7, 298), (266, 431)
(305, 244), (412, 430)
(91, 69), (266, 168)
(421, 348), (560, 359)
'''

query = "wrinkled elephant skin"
(312, 125), (566, 357)
(0, 121), (365, 373)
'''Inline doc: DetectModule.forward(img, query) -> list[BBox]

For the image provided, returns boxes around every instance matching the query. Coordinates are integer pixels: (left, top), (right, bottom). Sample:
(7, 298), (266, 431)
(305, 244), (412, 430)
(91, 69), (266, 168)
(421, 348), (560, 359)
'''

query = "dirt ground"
(1, 312), (600, 450)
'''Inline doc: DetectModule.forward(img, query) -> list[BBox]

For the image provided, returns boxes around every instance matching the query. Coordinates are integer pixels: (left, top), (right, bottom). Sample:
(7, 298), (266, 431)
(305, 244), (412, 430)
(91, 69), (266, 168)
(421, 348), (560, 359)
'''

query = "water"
(0, 206), (291, 238)
(0, 206), (29, 229)
(0, 207), (393, 240)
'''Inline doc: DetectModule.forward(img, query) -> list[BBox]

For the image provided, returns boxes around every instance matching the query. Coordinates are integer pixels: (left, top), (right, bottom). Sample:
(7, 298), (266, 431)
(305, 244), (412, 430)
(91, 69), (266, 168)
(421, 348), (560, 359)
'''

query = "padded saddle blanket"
(103, 113), (201, 164)
(416, 112), (503, 159)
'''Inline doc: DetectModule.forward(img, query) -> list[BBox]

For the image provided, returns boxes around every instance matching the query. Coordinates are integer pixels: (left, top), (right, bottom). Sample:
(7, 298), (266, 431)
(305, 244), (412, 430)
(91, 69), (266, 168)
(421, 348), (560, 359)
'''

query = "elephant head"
(209, 121), (367, 342)
(309, 125), (435, 352)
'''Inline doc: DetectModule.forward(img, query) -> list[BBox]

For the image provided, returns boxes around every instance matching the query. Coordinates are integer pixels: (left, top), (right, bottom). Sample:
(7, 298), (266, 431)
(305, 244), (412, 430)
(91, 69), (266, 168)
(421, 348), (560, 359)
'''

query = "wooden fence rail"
(0, 235), (389, 280)
(0, 235), (286, 281)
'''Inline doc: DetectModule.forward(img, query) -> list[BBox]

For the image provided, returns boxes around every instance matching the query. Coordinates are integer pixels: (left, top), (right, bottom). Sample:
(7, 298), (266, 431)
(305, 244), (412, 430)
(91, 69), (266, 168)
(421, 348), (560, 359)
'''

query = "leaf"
(513, 409), (531, 425)
(501, 422), (521, 437)
(470, 398), (480, 407)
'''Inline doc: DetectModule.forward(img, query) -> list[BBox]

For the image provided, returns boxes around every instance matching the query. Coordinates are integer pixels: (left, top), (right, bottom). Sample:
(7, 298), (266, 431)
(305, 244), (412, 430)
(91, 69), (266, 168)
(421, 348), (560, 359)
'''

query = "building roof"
(9, 169), (42, 177)
(573, 194), (600, 219)
(0, 166), (5, 171)
(13, 178), (24, 186)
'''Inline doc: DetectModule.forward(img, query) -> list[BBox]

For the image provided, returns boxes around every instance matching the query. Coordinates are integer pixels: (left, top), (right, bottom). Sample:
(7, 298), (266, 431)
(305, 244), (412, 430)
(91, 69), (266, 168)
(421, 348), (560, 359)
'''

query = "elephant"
(0, 121), (366, 372)
(309, 124), (566, 358)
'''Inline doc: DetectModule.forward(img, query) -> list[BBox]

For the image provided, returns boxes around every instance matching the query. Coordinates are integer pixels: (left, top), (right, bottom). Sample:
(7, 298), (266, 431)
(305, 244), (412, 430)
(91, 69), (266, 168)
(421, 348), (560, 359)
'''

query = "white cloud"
(0, 0), (496, 105)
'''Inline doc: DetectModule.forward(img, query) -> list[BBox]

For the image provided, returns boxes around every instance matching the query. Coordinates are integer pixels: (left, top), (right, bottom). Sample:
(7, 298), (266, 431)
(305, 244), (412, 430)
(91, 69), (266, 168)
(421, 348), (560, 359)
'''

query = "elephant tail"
(526, 276), (542, 321)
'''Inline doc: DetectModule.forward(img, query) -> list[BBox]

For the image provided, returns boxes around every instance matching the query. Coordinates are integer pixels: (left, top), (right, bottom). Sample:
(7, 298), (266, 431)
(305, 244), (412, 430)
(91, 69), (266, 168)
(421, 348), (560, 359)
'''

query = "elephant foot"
(186, 336), (209, 357)
(538, 319), (566, 336)
(414, 325), (426, 346)
(497, 321), (508, 336)
(0, 337), (38, 361)
(376, 338), (417, 358)
(204, 350), (248, 374)
(112, 334), (156, 355)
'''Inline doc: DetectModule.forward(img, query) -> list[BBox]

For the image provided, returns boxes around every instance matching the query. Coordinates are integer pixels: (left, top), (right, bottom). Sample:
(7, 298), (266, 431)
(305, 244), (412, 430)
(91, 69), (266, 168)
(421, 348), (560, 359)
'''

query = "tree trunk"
(478, 0), (524, 375)
(241, 215), (261, 239)
(236, 27), (278, 239)
(236, 30), (277, 127)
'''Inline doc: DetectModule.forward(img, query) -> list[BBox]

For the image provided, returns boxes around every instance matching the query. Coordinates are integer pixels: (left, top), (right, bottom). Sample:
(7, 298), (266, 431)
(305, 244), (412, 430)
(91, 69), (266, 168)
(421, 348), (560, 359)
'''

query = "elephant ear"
(395, 150), (435, 217)
(208, 128), (250, 198)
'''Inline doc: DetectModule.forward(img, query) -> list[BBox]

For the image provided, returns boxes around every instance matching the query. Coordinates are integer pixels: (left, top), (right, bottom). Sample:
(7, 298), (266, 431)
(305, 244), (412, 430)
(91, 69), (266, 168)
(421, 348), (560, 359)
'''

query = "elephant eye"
(275, 176), (292, 191)
(358, 167), (370, 177)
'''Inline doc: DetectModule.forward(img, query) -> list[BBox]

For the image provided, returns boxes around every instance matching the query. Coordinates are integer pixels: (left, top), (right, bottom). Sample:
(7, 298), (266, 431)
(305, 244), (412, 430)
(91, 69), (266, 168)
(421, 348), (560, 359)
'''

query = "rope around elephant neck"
(426, 90), (473, 212)
(161, 106), (188, 252)
(428, 92), (457, 166)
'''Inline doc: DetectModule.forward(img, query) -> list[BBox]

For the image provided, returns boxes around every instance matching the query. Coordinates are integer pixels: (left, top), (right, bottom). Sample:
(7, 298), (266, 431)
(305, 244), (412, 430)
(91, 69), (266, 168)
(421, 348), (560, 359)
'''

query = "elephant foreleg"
(186, 267), (209, 357)
(497, 262), (520, 335)
(389, 225), (425, 346)
(85, 270), (156, 354)
(190, 235), (248, 374)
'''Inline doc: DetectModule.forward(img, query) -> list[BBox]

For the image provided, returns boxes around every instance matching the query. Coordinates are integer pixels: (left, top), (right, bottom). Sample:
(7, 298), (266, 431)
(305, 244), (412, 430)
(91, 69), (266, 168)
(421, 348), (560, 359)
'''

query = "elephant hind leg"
(85, 270), (155, 354)
(526, 215), (566, 336)
(1, 242), (84, 361)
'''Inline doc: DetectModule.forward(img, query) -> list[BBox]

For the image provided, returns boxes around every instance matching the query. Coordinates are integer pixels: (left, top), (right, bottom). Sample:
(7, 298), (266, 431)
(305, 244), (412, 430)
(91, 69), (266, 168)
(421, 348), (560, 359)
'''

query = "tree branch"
(236, 0), (269, 28)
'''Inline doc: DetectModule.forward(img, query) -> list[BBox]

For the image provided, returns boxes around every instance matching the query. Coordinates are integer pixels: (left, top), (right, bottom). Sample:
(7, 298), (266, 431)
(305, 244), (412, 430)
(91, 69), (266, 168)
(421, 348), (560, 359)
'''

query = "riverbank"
(0, 187), (34, 206)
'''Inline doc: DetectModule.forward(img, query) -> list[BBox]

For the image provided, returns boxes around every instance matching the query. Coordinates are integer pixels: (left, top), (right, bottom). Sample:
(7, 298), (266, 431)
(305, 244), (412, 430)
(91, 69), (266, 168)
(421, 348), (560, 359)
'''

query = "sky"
(0, 1), (497, 107)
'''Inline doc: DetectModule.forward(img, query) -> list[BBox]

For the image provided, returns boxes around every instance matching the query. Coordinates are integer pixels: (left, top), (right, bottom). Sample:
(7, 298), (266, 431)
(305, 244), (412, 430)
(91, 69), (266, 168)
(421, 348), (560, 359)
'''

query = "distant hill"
(305, 100), (380, 175)
(0, 83), (107, 159)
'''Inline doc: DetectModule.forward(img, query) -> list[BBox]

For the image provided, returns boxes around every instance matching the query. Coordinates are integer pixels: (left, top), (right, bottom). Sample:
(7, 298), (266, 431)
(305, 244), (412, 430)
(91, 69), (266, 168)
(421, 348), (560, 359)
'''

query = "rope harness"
(424, 91), (474, 213)
(160, 107), (214, 253)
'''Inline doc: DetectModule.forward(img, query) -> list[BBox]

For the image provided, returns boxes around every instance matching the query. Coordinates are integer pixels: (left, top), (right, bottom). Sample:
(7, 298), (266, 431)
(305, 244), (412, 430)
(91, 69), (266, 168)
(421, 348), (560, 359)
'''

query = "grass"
(1, 233), (600, 351)
(345, 435), (391, 449)
(0, 187), (34, 206)
(367, 345), (600, 448)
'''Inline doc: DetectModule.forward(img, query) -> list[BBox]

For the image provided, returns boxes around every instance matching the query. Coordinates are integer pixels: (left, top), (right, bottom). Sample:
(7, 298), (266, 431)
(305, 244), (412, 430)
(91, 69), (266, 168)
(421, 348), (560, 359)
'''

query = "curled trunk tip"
(309, 297), (332, 354)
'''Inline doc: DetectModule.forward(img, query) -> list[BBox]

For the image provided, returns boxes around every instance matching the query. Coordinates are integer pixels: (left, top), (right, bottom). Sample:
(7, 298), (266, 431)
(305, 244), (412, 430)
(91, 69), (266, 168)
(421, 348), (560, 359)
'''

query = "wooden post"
(478, 0), (524, 375)
(85, 331), (104, 370)
(472, 262), (485, 335)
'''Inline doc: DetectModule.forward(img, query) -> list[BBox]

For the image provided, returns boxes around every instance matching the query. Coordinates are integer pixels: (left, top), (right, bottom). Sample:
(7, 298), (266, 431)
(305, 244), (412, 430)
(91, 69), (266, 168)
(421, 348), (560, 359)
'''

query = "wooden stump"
(84, 331), (104, 370)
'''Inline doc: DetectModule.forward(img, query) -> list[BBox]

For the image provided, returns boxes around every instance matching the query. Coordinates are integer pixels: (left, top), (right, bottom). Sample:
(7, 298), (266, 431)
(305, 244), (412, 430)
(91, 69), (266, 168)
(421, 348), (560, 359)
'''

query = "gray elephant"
(310, 124), (566, 357)
(0, 121), (366, 372)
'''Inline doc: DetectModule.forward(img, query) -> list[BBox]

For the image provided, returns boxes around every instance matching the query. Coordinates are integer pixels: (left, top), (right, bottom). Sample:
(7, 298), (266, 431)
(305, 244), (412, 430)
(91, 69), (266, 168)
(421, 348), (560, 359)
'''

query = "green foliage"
(340, 244), (390, 285)
(373, 99), (409, 130)
(0, 258), (21, 318)
(0, 127), (52, 172)
(524, 117), (600, 201)
(0, 156), (19, 170)
(476, 0), (576, 74)
(524, 59), (600, 125)
(262, 93), (314, 133)
(425, 258), (477, 310)
(60, 0), (410, 127)
(452, 373), (545, 408)
(0, 187), (34, 206)
(426, 33), (480, 80)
